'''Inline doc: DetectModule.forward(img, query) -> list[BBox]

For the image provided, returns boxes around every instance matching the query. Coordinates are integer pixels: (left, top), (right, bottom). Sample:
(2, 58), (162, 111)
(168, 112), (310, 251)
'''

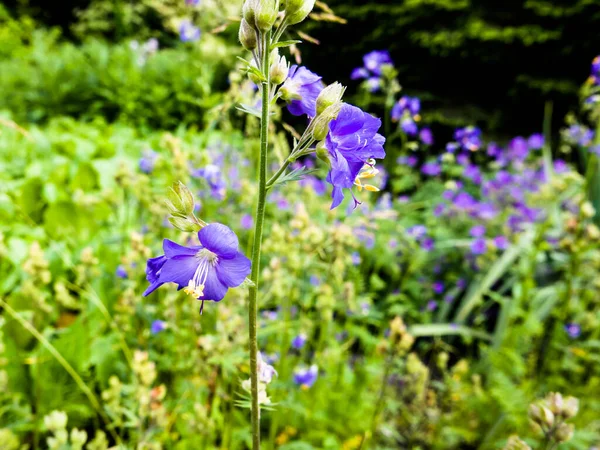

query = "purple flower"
(240, 214), (253, 230)
(419, 128), (434, 145)
(324, 103), (386, 209)
(421, 162), (441, 176)
(470, 238), (487, 255)
(592, 56), (600, 78)
(454, 126), (482, 151)
(457, 278), (467, 289)
(139, 149), (158, 174)
(407, 225), (427, 239)
(116, 265), (128, 279)
(528, 134), (544, 149)
(293, 365), (318, 389)
(363, 50), (393, 76)
(281, 66), (324, 117)
(186, 0), (201, 5)
(397, 155), (418, 167)
(432, 281), (444, 294)
(469, 225), (486, 238)
(351, 67), (369, 80)
(351, 252), (361, 265)
(310, 275), (321, 286)
(554, 160), (569, 174)
(391, 96), (420, 121)
(366, 77), (382, 92)
(566, 125), (594, 147)
(400, 117), (418, 135)
(421, 237), (435, 251)
(143, 223), (251, 312)
(151, 320), (167, 334)
(193, 164), (226, 200)
(291, 333), (307, 350)
(426, 300), (438, 311)
(179, 20), (201, 42)
(565, 323), (581, 339)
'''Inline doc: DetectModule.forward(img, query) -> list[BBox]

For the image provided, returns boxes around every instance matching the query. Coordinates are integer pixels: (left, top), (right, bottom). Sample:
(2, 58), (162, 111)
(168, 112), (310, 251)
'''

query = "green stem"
(248, 31), (271, 450)
(359, 351), (394, 450)
(266, 159), (291, 189)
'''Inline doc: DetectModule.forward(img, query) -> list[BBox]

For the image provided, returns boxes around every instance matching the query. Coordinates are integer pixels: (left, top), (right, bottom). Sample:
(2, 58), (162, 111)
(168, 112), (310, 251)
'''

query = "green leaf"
(270, 40), (302, 49)
(270, 166), (316, 188)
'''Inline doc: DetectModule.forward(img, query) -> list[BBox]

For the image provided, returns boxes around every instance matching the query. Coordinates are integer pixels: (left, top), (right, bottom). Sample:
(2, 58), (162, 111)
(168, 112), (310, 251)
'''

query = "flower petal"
(215, 252), (251, 288)
(198, 223), (239, 259)
(163, 239), (199, 258)
(200, 266), (229, 301)
(146, 255), (167, 284)
(157, 255), (199, 289)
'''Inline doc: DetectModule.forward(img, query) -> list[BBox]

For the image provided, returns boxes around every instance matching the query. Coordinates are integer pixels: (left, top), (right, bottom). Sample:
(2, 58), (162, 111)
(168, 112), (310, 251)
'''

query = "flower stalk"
(248, 28), (272, 450)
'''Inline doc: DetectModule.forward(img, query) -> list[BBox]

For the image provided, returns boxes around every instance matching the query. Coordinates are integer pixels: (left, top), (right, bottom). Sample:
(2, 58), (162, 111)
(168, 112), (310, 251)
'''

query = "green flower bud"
(581, 201), (595, 218)
(315, 140), (330, 165)
(255, 0), (279, 32)
(270, 54), (289, 85)
(166, 181), (195, 216)
(316, 82), (345, 116)
(561, 396), (579, 419)
(555, 423), (574, 443)
(285, 0), (315, 24)
(311, 103), (342, 141)
(239, 19), (258, 50)
(243, 0), (259, 27)
(44, 411), (68, 432)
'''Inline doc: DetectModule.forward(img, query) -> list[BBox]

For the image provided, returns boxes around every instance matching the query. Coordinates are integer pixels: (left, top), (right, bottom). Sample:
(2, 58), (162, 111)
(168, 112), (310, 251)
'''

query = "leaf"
(270, 166), (317, 188)
(409, 323), (492, 341)
(236, 103), (262, 119)
(271, 40), (302, 49)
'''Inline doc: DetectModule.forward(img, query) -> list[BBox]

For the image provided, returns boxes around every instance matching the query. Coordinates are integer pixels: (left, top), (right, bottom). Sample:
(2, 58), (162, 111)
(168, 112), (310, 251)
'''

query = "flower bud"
(255, 0), (279, 32)
(285, 0), (315, 25)
(243, 0), (259, 27)
(166, 181), (195, 216)
(546, 392), (564, 415)
(561, 396), (579, 419)
(270, 54), (289, 85)
(315, 140), (330, 165)
(239, 19), (258, 50)
(555, 423), (574, 442)
(311, 103), (342, 141)
(582, 201), (595, 218)
(316, 82), (345, 116)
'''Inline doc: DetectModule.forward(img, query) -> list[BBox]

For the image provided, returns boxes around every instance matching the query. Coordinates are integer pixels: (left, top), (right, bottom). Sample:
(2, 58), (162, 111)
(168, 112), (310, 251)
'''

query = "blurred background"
(1, 1), (600, 449)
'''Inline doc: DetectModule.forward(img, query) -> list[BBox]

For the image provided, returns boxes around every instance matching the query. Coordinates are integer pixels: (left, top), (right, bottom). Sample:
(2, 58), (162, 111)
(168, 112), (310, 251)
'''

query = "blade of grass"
(409, 323), (492, 342)
(0, 297), (120, 444)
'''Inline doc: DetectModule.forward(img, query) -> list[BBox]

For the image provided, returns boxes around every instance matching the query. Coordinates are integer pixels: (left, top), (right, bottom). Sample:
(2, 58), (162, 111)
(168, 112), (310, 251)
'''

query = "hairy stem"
(248, 31), (271, 450)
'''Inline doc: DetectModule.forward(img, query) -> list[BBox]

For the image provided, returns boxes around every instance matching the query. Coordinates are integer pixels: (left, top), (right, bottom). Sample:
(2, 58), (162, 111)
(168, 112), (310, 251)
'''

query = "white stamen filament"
(183, 249), (218, 299)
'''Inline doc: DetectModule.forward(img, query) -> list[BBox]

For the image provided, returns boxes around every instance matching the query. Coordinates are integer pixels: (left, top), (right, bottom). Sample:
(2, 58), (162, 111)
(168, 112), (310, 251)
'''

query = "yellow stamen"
(363, 184), (380, 192)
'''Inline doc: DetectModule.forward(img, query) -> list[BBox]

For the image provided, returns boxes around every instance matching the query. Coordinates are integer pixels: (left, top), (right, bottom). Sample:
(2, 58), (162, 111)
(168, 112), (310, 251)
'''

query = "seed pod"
(316, 82), (345, 116)
(286, 0), (315, 25)
(239, 19), (258, 50)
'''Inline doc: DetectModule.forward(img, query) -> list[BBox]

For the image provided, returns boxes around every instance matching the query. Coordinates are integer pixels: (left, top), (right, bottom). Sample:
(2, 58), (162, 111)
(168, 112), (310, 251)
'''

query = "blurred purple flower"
(292, 333), (307, 350)
(151, 320), (167, 334)
(281, 65), (324, 117)
(363, 50), (393, 75)
(293, 365), (318, 388)
(493, 235), (509, 250)
(470, 238), (487, 255)
(421, 162), (441, 176)
(241, 214), (253, 230)
(469, 225), (486, 238)
(116, 265), (128, 279)
(179, 20), (201, 42)
(419, 128), (434, 145)
(565, 323), (581, 339)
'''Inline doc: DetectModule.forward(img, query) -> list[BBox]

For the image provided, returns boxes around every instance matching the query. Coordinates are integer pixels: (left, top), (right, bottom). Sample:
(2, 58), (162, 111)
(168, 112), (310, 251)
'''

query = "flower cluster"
(391, 96), (420, 135)
(351, 50), (393, 92)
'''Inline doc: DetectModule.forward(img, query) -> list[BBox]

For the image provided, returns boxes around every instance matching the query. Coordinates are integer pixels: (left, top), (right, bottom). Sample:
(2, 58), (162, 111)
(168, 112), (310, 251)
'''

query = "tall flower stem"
(248, 30), (271, 450)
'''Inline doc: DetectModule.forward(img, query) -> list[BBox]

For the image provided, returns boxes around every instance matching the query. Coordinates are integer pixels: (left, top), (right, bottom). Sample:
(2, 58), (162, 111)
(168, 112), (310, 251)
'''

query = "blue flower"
(151, 320), (167, 334)
(240, 214), (253, 230)
(139, 149), (158, 174)
(143, 223), (251, 312)
(293, 365), (318, 389)
(116, 265), (128, 279)
(324, 104), (385, 209)
(565, 323), (581, 339)
(469, 225), (486, 238)
(179, 20), (201, 42)
(366, 77), (382, 93)
(470, 238), (487, 255)
(454, 126), (482, 151)
(350, 67), (369, 80)
(193, 164), (226, 200)
(419, 128), (434, 145)
(186, 0), (201, 5)
(280, 66), (324, 117)
(421, 161), (441, 176)
(363, 50), (393, 76)
(291, 333), (307, 350)
(391, 96), (420, 121)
